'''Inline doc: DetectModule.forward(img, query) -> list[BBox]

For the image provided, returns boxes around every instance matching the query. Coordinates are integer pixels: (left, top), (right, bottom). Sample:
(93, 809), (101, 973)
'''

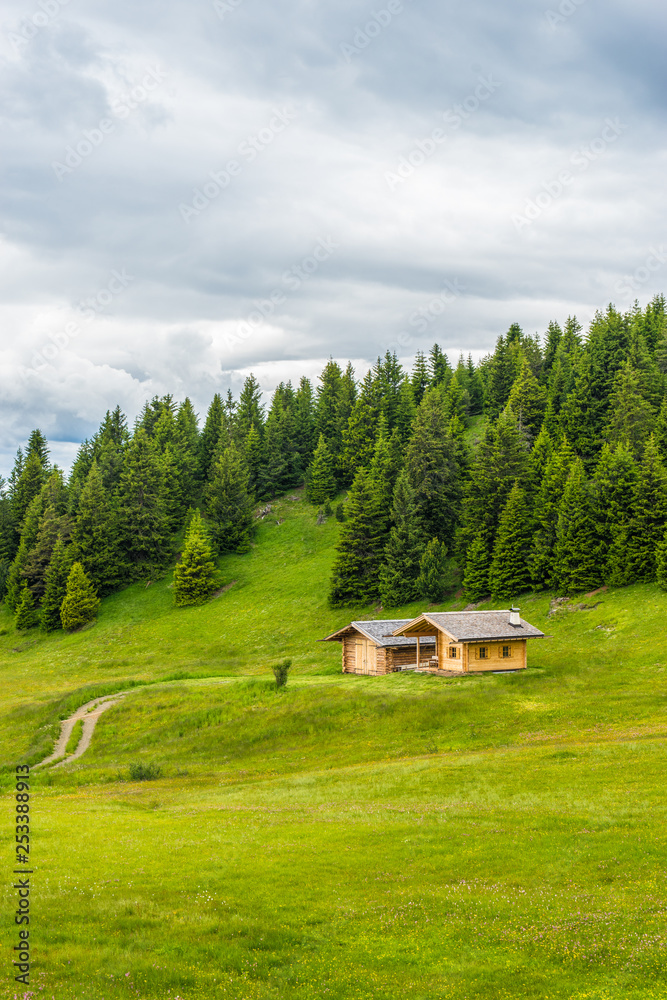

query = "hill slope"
(1, 493), (667, 1000)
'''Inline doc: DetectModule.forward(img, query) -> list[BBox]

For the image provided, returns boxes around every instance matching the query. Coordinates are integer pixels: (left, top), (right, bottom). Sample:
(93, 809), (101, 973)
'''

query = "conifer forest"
(4, 295), (667, 628)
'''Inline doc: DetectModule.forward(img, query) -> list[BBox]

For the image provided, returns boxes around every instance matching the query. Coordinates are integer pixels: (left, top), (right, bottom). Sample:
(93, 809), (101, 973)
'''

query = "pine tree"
(244, 423), (265, 495)
(329, 468), (387, 606)
(40, 538), (75, 632)
(294, 377), (318, 476)
(488, 484), (533, 600)
(60, 562), (100, 631)
(463, 533), (491, 602)
(417, 538), (450, 603)
(466, 355), (485, 415)
(378, 471), (425, 607)
(485, 335), (520, 418)
(306, 434), (337, 504)
(173, 513), (217, 606)
(117, 428), (170, 579)
(204, 442), (255, 554)
(15, 585), (39, 631)
(552, 459), (603, 594)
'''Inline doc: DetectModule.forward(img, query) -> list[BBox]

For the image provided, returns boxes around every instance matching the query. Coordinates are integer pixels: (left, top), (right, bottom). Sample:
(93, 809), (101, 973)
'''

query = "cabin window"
(502, 645), (511, 658)
(478, 646), (488, 659)
(448, 646), (458, 658)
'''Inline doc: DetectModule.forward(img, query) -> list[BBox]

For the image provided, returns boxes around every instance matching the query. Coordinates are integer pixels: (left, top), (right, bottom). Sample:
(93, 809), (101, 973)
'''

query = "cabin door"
(356, 640), (370, 674)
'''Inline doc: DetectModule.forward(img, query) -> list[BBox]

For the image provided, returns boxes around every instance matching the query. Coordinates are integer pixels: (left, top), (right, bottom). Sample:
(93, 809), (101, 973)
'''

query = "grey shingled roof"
(393, 611), (544, 642)
(322, 619), (436, 648)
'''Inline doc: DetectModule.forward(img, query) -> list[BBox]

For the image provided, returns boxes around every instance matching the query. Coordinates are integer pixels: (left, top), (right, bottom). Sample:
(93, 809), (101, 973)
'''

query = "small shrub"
(272, 658), (292, 688)
(128, 762), (162, 781)
(335, 502), (346, 523)
(323, 499), (333, 517)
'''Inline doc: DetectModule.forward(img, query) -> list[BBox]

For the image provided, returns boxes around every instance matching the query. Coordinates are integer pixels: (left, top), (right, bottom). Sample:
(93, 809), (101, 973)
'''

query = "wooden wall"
(464, 639), (527, 672)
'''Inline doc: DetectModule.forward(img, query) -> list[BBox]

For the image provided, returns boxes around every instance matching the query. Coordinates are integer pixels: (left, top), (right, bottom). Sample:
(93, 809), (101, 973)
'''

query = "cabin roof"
(392, 611), (545, 642)
(322, 619), (436, 648)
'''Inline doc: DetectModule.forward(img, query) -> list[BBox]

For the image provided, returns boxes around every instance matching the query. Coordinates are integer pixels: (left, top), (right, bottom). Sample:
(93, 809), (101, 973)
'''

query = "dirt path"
(34, 693), (129, 769)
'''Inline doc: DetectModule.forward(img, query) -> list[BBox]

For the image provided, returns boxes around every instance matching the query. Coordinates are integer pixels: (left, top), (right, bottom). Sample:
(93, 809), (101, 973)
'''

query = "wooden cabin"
(323, 609), (543, 676)
(391, 608), (544, 673)
(322, 619), (437, 675)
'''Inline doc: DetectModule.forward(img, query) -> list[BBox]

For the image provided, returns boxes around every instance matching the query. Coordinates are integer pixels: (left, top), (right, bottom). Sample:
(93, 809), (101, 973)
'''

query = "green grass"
(64, 718), (83, 756)
(1, 491), (667, 998)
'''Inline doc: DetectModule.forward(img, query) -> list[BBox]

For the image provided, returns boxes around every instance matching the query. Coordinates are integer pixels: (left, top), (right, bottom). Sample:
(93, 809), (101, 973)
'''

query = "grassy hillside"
(1, 492), (667, 999)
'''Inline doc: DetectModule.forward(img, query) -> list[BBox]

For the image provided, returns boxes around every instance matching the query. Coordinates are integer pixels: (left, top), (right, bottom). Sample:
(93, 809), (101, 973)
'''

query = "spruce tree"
(656, 528), (667, 591)
(40, 538), (75, 632)
(592, 443), (638, 586)
(244, 423), (265, 495)
(4, 540), (29, 613)
(405, 386), (463, 546)
(411, 351), (430, 405)
(60, 562), (100, 631)
(199, 394), (225, 481)
(173, 513), (217, 606)
(429, 344), (452, 387)
(236, 374), (265, 440)
(378, 471), (424, 607)
(339, 398), (377, 483)
(552, 459), (603, 594)
(306, 434), (337, 504)
(15, 585), (39, 631)
(72, 462), (121, 594)
(204, 442), (255, 553)
(529, 437), (574, 589)
(604, 360), (655, 457)
(463, 533), (491, 602)
(507, 355), (547, 441)
(117, 428), (170, 579)
(23, 504), (70, 603)
(329, 467), (386, 606)
(417, 538), (450, 603)
(625, 435), (667, 582)
(294, 377), (318, 476)
(488, 484), (533, 600)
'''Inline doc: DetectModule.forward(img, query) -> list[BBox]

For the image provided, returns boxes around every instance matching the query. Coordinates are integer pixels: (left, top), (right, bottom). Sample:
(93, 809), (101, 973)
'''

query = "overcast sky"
(0, 0), (665, 474)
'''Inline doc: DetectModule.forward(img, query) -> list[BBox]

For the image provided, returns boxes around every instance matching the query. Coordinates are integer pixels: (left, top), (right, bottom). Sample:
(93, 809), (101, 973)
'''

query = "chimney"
(509, 607), (520, 626)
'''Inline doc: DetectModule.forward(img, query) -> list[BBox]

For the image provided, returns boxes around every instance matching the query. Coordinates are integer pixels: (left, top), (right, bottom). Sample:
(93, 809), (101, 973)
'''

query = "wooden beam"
(416, 635), (420, 669)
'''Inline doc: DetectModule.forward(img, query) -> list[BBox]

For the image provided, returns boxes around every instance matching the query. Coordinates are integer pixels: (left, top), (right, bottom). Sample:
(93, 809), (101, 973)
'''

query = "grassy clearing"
(1, 494), (667, 997)
(64, 719), (83, 756)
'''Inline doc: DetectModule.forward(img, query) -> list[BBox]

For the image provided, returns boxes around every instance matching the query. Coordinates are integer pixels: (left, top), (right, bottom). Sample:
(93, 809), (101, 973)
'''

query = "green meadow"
(2, 493), (667, 999)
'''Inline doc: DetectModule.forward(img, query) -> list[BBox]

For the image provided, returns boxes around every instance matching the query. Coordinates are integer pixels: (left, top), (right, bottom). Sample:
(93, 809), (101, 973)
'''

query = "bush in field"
(272, 658), (292, 688)
(128, 762), (162, 781)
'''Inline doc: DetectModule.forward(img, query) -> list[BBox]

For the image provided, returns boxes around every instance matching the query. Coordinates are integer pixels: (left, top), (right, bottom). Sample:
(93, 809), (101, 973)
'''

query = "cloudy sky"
(0, 0), (665, 474)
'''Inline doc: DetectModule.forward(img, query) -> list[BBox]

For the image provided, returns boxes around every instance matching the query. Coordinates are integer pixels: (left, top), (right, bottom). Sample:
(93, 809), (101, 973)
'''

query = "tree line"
(2, 294), (667, 628)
